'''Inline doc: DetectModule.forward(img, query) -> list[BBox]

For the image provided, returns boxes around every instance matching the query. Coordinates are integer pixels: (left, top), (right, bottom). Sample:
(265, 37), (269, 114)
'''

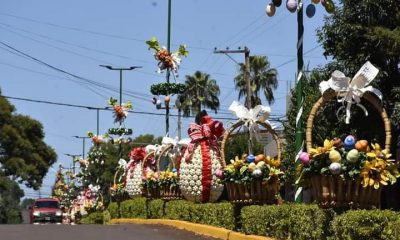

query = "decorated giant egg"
(125, 160), (144, 197)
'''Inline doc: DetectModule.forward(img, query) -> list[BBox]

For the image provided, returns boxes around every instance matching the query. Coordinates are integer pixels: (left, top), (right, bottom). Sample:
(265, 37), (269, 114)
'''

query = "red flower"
(130, 147), (146, 161)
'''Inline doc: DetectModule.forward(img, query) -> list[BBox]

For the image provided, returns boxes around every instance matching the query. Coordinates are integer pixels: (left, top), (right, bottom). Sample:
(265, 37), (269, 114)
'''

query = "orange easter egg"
(255, 154), (265, 163)
(355, 140), (368, 152)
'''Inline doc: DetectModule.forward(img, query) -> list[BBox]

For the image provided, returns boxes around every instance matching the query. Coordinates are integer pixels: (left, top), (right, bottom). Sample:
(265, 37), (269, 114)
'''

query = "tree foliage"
(0, 93), (57, 190)
(181, 71), (220, 117)
(0, 172), (24, 223)
(234, 55), (278, 107)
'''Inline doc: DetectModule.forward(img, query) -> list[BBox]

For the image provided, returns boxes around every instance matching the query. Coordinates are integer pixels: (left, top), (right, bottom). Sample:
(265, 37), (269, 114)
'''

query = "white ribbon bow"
(161, 136), (191, 159)
(228, 101), (271, 141)
(319, 61), (382, 124)
(118, 158), (127, 170)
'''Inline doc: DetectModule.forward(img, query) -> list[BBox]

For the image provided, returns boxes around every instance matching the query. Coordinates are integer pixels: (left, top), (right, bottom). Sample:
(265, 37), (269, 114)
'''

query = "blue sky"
(0, 0), (332, 198)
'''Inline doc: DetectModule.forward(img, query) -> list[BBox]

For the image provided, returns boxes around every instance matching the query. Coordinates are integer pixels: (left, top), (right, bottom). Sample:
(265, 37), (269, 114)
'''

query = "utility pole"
(214, 47), (251, 108)
(72, 136), (90, 159)
(214, 47), (252, 153)
(165, 0), (172, 135)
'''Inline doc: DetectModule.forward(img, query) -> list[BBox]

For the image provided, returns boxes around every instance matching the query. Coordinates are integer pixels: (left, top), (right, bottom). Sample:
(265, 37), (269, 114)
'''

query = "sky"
(0, 0), (332, 198)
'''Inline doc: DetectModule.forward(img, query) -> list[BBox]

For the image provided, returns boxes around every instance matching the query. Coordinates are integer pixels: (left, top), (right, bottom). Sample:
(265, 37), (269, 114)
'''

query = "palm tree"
(181, 71), (220, 117)
(234, 55), (278, 107)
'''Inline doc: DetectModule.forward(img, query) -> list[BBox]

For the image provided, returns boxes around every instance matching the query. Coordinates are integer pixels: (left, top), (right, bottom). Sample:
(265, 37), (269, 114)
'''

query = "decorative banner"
(228, 100), (271, 141)
(319, 61), (381, 124)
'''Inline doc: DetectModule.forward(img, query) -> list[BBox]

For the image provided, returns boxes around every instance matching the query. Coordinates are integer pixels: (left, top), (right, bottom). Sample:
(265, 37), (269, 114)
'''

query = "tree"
(181, 71), (220, 117)
(0, 173), (24, 223)
(234, 55), (278, 107)
(0, 92), (57, 190)
(20, 198), (35, 209)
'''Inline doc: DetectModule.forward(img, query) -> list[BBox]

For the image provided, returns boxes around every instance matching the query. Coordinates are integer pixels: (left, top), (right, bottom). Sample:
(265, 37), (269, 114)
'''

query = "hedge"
(108, 202), (120, 219)
(147, 199), (165, 219)
(80, 210), (110, 224)
(241, 204), (335, 240)
(331, 209), (400, 240)
(119, 198), (147, 219)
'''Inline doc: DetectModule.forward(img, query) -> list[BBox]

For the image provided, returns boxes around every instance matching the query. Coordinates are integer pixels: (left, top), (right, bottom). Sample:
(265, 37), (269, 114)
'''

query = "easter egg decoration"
(344, 135), (355, 150)
(164, 95), (171, 104)
(272, 0), (282, 7)
(266, 3), (276, 17)
(306, 4), (316, 18)
(252, 169), (263, 177)
(286, 0), (298, 13)
(312, 0), (320, 4)
(214, 169), (223, 179)
(255, 154), (265, 163)
(333, 137), (343, 148)
(329, 149), (341, 162)
(324, 0), (335, 13)
(152, 96), (157, 105)
(329, 162), (342, 175)
(321, 0), (326, 6)
(346, 149), (359, 163)
(355, 140), (368, 152)
(299, 152), (310, 166)
(247, 154), (256, 163)
(156, 99), (162, 109)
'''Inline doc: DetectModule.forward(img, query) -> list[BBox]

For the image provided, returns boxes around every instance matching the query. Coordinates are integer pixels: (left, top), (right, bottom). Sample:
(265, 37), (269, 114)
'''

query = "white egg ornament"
(329, 162), (342, 175)
(266, 3), (276, 17)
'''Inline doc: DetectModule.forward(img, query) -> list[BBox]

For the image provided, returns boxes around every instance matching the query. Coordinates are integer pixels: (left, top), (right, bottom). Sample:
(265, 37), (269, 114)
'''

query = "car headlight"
(33, 211), (40, 217)
(55, 211), (62, 216)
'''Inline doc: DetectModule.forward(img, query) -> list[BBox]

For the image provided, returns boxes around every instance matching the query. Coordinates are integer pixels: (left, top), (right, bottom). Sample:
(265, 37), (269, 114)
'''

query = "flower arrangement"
(108, 97), (132, 124)
(146, 37), (188, 75)
(110, 183), (126, 197)
(297, 136), (400, 190)
(222, 154), (283, 190)
(142, 169), (159, 189)
(159, 169), (178, 187)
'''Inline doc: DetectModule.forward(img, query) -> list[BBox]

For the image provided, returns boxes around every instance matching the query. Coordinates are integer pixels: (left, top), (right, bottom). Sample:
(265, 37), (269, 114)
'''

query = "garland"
(150, 82), (186, 96)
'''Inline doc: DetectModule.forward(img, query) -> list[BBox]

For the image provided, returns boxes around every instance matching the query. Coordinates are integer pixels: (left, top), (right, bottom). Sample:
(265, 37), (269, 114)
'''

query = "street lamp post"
(99, 65), (142, 107)
(73, 136), (90, 159)
(64, 153), (82, 175)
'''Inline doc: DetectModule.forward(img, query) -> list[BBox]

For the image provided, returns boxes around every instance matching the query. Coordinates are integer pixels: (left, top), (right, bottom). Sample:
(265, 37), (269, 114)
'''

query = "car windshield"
(34, 201), (59, 208)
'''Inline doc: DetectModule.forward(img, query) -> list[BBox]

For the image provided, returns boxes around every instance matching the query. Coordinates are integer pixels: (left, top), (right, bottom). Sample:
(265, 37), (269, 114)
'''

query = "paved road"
(0, 224), (217, 240)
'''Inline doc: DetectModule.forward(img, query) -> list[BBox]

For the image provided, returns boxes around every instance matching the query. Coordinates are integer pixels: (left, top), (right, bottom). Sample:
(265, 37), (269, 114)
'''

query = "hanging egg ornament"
(329, 149), (341, 162)
(152, 96), (157, 105)
(164, 95), (171, 103)
(329, 162), (342, 175)
(156, 99), (162, 109)
(346, 149), (359, 163)
(312, 0), (320, 3)
(321, 0), (326, 6)
(266, 3), (276, 17)
(324, 0), (335, 13)
(286, 0), (298, 13)
(272, 0), (282, 7)
(247, 154), (256, 163)
(344, 135), (355, 150)
(299, 152), (310, 166)
(306, 4), (316, 18)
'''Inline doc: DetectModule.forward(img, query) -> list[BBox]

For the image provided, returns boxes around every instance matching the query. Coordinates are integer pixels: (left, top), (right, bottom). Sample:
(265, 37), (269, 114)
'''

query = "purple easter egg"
(299, 152), (310, 166)
(214, 169), (223, 179)
(286, 0), (298, 13)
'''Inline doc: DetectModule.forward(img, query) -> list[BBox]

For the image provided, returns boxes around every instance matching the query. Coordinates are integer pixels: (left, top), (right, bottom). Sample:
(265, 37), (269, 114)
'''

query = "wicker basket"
(140, 151), (159, 199)
(156, 144), (182, 200)
(306, 91), (391, 209)
(220, 120), (282, 204)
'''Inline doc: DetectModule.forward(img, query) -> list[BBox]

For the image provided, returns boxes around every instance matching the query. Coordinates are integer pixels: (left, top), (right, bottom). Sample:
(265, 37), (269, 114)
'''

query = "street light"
(72, 136), (90, 159)
(64, 153), (82, 175)
(99, 65), (142, 106)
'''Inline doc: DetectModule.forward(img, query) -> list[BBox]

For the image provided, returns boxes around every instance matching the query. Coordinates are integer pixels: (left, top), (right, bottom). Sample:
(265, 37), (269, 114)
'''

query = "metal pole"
(119, 70), (123, 107)
(82, 138), (86, 159)
(294, 0), (304, 203)
(244, 47), (251, 109)
(178, 108), (181, 140)
(96, 109), (99, 136)
(165, 0), (172, 135)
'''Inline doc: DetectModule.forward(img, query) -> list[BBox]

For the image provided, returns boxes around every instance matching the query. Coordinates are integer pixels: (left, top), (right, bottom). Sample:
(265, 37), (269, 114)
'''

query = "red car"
(29, 198), (63, 224)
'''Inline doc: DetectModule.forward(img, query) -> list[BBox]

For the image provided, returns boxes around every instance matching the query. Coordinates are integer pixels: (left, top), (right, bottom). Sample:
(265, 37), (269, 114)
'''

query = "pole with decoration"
(265, 0), (335, 202)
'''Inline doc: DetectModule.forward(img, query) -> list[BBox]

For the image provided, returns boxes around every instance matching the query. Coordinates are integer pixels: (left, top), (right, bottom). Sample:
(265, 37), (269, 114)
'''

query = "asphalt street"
(0, 224), (217, 240)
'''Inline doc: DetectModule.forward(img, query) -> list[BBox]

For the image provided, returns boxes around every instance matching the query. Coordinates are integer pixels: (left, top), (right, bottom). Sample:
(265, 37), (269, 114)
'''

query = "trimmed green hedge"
(147, 199), (165, 219)
(104, 199), (400, 239)
(81, 211), (108, 224)
(120, 198), (147, 219)
(331, 209), (400, 240)
(241, 204), (335, 240)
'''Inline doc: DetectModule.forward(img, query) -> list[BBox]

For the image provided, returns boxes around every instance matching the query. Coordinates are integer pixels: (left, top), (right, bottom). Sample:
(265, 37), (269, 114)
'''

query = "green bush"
(165, 200), (194, 221)
(103, 210), (111, 224)
(147, 199), (165, 219)
(191, 202), (235, 230)
(81, 211), (105, 224)
(108, 202), (120, 219)
(331, 209), (400, 240)
(119, 198), (147, 219)
(241, 204), (334, 240)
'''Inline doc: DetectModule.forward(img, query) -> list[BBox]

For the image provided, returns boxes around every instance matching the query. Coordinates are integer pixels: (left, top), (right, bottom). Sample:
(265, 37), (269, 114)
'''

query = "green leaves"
(150, 82), (186, 96)
(178, 45), (188, 57)
(108, 97), (118, 106)
(145, 37), (160, 51)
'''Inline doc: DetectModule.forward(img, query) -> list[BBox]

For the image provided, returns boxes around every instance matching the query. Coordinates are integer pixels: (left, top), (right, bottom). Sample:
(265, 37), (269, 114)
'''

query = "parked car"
(29, 198), (63, 224)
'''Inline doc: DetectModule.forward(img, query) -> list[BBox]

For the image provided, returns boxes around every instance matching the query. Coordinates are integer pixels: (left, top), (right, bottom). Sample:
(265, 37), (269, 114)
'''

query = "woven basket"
(221, 120), (282, 204)
(306, 91), (391, 209)
(156, 144), (182, 200)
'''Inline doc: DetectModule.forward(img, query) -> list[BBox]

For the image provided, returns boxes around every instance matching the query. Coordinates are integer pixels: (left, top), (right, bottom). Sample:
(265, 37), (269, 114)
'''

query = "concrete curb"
(110, 218), (274, 240)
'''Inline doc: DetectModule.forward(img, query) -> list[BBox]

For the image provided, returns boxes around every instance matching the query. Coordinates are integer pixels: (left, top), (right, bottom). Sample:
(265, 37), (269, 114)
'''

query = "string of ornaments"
(266, 0), (335, 17)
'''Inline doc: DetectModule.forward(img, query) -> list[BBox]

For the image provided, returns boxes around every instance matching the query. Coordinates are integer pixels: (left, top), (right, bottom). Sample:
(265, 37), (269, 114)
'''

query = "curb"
(110, 218), (274, 240)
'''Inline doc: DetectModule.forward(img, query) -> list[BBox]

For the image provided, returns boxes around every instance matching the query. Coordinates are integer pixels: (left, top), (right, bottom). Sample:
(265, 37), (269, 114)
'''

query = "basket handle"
(306, 91), (391, 153)
(156, 144), (175, 173)
(220, 120), (282, 164)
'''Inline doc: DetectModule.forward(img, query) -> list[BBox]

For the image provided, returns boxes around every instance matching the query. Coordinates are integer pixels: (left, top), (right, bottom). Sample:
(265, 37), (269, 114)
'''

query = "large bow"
(319, 61), (381, 124)
(228, 101), (271, 141)
(161, 136), (191, 159)
(185, 116), (224, 162)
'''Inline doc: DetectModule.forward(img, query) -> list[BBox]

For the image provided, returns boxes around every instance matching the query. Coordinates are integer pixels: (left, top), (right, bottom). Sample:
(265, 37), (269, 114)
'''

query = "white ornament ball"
(266, 3), (276, 17)
(329, 162), (341, 175)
